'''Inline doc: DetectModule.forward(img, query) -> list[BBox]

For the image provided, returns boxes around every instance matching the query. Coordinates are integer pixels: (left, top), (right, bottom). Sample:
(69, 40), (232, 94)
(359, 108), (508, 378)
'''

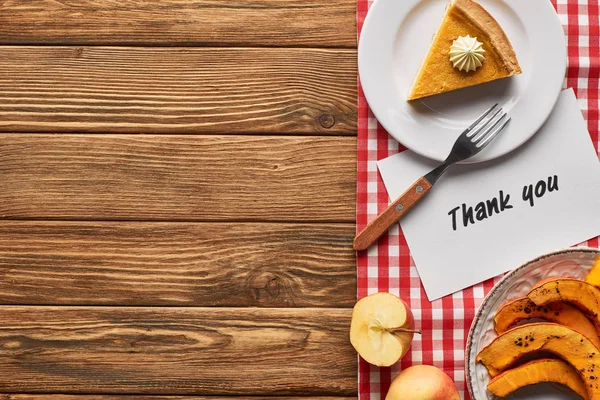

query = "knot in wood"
(249, 272), (281, 304)
(73, 47), (84, 58)
(319, 114), (335, 129)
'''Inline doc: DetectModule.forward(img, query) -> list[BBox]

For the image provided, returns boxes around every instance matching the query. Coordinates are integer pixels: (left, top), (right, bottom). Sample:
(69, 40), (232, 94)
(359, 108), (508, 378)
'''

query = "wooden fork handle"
(353, 177), (432, 251)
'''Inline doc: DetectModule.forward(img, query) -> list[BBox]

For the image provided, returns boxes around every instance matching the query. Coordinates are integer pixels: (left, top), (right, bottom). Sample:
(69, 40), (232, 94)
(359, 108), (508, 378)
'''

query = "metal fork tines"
(466, 104), (510, 148)
(425, 104), (510, 185)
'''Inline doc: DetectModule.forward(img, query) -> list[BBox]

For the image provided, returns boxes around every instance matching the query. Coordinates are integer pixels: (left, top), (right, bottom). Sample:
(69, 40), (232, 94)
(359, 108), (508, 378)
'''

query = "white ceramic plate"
(358, 0), (567, 163)
(466, 248), (600, 399)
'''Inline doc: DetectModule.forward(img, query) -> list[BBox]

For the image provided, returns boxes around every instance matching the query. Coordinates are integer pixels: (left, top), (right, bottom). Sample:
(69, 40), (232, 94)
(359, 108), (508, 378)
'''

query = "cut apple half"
(350, 292), (419, 367)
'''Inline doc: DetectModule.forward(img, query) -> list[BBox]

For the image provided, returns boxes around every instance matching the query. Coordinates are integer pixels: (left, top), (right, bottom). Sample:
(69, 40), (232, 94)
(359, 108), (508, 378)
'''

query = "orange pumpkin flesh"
(586, 256), (600, 288)
(487, 358), (589, 399)
(494, 297), (600, 348)
(476, 323), (600, 399)
(531, 276), (572, 289)
(527, 278), (600, 329)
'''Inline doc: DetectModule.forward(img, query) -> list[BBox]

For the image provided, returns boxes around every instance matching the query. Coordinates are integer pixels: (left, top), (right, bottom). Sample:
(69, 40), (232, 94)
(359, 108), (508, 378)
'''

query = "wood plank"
(0, 47), (356, 134)
(0, 135), (356, 222)
(0, 307), (356, 395)
(0, 1), (356, 48)
(1, 396), (356, 400)
(0, 221), (356, 307)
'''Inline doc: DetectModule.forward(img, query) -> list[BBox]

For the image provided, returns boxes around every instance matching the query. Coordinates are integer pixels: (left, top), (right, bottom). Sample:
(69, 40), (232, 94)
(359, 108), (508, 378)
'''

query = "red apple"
(386, 365), (460, 400)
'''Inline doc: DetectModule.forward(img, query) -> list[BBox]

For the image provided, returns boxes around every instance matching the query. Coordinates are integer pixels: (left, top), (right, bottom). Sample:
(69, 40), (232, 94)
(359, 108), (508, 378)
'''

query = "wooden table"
(0, 1), (358, 398)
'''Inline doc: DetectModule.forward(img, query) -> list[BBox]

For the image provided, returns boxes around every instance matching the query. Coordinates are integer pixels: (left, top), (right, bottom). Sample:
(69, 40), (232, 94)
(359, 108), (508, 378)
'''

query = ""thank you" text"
(447, 175), (559, 231)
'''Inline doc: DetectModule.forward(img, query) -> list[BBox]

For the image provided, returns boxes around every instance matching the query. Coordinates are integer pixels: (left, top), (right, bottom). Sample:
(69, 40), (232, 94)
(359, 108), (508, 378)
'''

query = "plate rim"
(465, 247), (600, 400)
(358, 0), (568, 163)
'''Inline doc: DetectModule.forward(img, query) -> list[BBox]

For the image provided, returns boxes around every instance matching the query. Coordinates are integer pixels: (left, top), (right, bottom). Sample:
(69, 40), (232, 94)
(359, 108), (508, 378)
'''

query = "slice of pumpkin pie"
(408, 0), (521, 101)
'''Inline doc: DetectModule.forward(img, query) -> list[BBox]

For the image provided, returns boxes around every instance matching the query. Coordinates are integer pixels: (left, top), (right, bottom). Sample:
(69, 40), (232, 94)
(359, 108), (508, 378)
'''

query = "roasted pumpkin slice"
(528, 278), (600, 331)
(476, 323), (600, 399)
(531, 276), (571, 289)
(586, 256), (600, 288)
(494, 297), (600, 348)
(487, 358), (588, 399)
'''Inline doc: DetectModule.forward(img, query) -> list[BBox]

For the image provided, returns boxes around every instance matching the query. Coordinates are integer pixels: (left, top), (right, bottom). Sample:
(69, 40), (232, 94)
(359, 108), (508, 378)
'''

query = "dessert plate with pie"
(358, 0), (566, 163)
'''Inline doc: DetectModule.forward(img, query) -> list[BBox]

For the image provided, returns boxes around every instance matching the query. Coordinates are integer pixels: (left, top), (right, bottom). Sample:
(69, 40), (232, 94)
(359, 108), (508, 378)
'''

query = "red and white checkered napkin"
(356, 0), (600, 398)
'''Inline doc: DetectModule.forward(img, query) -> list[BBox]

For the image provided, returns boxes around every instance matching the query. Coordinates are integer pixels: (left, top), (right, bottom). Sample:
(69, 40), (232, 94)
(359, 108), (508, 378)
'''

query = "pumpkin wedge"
(487, 358), (589, 399)
(494, 297), (600, 348)
(586, 256), (600, 288)
(531, 276), (571, 289)
(528, 278), (600, 330)
(476, 323), (600, 399)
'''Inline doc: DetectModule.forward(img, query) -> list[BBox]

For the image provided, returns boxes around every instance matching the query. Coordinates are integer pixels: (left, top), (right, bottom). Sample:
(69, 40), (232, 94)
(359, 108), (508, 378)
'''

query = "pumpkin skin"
(494, 297), (600, 349)
(528, 278), (600, 330)
(586, 256), (600, 288)
(487, 358), (589, 399)
(476, 323), (600, 399)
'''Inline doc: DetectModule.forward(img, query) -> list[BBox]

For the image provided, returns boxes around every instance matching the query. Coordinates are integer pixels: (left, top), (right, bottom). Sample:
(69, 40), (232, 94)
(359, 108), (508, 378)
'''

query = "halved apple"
(349, 292), (419, 367)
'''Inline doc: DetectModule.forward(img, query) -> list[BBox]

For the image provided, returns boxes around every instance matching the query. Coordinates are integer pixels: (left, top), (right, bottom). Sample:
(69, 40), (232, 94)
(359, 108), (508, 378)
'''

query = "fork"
(353, 104), (510, 252)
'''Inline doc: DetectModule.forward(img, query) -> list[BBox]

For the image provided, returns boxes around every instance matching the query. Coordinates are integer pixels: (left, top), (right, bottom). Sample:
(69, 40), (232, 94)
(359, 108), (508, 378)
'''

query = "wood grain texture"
(0, 47), (356, 134)
(1, 396), (356, 400)
(0, 135), (356, 221)
(0, 0), (356, 48)
(0, 221), (356, 307)
(0, 307), (356, 395)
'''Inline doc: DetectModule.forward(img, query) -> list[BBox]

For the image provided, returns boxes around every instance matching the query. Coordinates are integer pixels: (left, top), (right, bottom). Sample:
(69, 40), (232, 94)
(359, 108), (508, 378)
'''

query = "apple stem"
(388, 327), (422, 335)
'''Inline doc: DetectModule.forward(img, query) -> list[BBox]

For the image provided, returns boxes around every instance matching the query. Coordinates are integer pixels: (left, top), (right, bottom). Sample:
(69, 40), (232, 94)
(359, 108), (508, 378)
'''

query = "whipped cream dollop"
(449, 35), (486, 72)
